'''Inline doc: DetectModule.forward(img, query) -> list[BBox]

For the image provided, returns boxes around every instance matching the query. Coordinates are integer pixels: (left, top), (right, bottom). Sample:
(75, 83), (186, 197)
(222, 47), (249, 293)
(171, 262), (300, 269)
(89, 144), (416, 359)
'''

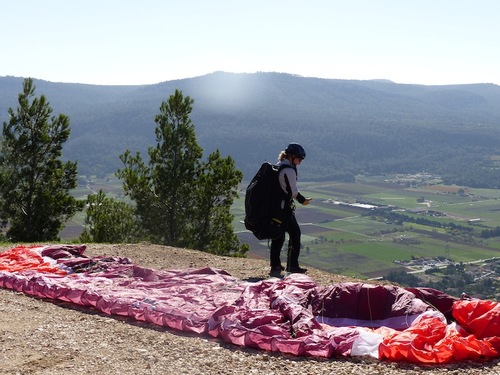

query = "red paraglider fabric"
(0, 245), (498, 364)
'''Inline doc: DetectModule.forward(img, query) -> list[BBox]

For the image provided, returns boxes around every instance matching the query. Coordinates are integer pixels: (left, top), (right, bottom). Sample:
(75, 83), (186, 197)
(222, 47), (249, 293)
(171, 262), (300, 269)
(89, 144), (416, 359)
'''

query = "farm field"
(234, 174), (500, 280)
(64, 173), (500, 284)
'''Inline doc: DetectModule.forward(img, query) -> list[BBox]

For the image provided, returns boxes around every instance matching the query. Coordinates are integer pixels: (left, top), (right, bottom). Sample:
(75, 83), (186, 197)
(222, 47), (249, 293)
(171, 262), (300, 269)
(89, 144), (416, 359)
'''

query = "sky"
(1, 0), (499, 86)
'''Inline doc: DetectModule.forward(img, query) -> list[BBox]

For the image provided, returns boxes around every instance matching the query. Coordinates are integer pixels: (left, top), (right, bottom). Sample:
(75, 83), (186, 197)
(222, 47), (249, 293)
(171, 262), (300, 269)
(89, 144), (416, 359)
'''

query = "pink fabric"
(1, 245), (499, 363)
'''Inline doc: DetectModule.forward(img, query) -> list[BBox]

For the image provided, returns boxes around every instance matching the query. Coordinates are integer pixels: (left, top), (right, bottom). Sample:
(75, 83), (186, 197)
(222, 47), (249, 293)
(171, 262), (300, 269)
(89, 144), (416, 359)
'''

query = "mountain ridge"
(1, 72), (499, 186)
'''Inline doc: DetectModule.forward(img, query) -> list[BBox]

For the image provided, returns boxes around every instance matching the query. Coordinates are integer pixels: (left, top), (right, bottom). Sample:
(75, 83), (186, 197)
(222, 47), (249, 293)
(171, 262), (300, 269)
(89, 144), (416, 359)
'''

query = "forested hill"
(1, 72), (500, 187)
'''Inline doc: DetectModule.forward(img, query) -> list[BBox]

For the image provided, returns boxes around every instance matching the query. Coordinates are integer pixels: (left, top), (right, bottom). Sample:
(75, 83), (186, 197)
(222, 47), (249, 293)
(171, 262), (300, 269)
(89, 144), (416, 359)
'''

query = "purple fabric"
(1, 245), (498, 363)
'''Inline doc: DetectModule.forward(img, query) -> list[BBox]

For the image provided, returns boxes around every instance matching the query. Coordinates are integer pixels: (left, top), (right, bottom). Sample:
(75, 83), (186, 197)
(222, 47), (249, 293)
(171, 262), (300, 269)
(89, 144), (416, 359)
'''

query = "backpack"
(244, 162), (292, 240)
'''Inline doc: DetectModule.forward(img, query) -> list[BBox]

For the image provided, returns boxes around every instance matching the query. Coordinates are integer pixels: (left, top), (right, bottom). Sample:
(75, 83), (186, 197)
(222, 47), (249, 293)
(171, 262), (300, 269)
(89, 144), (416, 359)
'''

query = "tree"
(117, 89), (247, 256)
(189, 150), (245, 255)
(0, 78), (84, 241)
(79, 189), (143, 243)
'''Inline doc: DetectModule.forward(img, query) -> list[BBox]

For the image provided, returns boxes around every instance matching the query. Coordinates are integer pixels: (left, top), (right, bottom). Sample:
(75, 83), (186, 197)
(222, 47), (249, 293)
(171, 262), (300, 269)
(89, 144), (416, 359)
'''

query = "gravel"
(1, 243), (499, 374)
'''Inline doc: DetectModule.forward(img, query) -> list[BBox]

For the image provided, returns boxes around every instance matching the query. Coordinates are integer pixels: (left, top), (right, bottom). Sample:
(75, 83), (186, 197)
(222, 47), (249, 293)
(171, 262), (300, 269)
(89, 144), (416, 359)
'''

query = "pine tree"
(80, 189), (143, 243)
(0, 78), (84, 241)
(117, 89), (247, 256)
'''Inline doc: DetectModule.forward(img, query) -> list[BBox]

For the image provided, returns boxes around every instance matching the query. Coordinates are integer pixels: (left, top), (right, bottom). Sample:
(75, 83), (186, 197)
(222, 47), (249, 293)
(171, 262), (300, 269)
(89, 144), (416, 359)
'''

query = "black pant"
(270, 212), (301, 269)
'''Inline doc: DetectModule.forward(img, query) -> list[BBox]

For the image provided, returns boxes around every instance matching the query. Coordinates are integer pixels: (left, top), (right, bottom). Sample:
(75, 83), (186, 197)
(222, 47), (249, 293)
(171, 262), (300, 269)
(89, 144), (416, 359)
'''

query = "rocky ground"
(1, 243), (499, 374)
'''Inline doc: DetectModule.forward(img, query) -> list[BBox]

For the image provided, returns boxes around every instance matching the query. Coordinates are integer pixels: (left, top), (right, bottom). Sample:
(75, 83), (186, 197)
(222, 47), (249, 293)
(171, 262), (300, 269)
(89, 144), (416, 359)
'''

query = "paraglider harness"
(244, 162), (295, 241)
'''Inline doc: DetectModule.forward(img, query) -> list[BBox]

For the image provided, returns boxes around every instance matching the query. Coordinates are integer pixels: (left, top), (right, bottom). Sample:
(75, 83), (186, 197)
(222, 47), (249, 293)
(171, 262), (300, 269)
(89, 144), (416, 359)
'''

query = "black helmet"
(285, 143), (306, 159)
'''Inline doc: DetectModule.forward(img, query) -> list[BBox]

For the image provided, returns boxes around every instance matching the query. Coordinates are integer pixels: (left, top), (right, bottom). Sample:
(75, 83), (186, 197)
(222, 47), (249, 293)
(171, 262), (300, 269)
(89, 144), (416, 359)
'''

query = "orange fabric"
(0, 245), (67, 275)
(453, 300), (500, 339)
(378, 313), (498, 363)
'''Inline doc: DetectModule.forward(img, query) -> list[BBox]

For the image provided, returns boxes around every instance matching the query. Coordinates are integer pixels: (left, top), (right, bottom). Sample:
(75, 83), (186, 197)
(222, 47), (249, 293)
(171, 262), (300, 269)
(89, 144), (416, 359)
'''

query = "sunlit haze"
(1, 0), (499, 86)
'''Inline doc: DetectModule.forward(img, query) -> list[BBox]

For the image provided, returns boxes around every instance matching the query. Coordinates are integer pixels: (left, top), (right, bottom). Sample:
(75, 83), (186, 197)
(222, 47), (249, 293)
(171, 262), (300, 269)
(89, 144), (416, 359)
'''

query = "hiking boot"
(286, 266), (307, 274)
(269, 266), (283, 278)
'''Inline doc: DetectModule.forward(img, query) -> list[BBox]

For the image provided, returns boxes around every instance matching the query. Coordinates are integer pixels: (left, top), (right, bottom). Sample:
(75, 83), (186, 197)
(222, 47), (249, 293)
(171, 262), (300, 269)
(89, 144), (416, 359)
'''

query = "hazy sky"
(1, 0), (499, 86)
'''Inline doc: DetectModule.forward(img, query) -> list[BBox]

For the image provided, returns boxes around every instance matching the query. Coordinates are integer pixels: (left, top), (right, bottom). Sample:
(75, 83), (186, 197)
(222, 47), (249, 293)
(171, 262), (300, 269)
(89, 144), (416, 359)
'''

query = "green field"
(65, 174), (500, 282)
(234, 175), (500, 279)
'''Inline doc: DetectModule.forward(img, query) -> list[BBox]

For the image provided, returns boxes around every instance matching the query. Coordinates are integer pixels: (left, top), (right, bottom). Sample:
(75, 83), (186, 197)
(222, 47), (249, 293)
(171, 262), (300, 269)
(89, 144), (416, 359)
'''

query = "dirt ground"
(1, 243), (499, 374)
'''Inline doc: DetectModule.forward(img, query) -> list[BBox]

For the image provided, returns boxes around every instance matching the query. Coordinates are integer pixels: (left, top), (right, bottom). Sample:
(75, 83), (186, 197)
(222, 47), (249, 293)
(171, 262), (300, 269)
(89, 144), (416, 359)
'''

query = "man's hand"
(302, 198), (312, 206)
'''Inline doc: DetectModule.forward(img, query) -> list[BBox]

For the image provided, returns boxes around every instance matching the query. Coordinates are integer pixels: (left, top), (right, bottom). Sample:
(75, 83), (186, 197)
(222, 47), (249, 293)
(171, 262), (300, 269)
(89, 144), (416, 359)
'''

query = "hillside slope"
(1, 73), (500, 185)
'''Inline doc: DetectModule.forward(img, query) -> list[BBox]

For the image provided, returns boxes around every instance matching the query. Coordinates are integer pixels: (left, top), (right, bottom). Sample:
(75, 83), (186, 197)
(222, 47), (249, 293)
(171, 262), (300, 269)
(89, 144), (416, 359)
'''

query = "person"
(269, 142), (312, 277)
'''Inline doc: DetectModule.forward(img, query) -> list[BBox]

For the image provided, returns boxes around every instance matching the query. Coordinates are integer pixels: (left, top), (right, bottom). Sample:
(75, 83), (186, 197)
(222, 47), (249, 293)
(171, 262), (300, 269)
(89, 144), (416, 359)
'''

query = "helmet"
(285, 143), (306, 159)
